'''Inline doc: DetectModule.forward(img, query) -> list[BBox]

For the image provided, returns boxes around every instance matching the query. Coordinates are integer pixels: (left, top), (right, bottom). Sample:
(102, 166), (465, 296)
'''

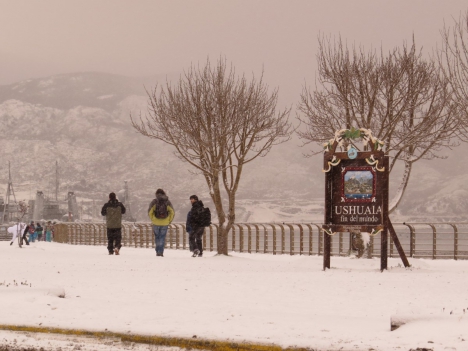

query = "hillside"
(0, 72), (465, 222)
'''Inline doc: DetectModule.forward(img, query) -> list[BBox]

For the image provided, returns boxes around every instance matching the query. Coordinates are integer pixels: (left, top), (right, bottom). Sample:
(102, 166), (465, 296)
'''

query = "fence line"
(53, 222), (468, 260)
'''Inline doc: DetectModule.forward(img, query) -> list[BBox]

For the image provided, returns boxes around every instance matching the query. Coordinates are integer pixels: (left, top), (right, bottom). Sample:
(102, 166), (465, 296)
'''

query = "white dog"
(8, 223), (26, 246)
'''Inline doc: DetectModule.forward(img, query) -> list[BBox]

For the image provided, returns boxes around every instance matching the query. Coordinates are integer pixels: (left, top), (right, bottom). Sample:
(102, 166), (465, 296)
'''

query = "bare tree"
(298, 36), (462, 213)
(440, 10), (468, 128)
(131, 58), (292, 255)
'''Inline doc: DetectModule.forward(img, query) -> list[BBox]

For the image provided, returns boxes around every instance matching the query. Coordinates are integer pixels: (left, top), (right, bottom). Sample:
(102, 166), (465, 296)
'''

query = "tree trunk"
(217, 224), (229, 255)
(208, 174), (229, 255)
(389, 160), (413, 214)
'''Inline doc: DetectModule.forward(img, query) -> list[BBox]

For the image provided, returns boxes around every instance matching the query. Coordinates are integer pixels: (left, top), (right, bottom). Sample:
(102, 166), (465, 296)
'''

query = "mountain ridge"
(0, 71), (466, 222)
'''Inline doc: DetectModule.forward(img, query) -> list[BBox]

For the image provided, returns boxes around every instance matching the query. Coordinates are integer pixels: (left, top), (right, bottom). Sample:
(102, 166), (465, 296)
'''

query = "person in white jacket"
(8, 223), (26, 246)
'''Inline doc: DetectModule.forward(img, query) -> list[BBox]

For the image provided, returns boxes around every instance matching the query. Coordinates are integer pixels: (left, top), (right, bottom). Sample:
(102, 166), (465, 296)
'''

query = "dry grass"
(0, 325), (315, 351)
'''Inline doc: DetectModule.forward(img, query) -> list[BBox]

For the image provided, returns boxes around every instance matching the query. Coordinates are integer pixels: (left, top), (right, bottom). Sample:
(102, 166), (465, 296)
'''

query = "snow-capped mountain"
(0, 72), (465, 222)
(0, 72), (322, 221)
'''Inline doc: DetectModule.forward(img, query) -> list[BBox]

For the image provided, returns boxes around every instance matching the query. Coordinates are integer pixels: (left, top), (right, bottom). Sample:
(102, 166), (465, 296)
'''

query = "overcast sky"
(1, 0), (467, 106)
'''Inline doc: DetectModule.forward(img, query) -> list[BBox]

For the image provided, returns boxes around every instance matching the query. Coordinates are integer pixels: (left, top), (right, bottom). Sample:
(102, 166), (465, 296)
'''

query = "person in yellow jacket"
(148, 189), (175, 257)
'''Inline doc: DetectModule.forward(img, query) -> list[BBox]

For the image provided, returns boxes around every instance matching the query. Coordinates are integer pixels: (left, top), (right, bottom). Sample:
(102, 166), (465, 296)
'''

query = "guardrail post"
(137, 225), (141, 248)
(93, 225), (97, 246)
(175, 224), (180, 249)
(169, 225), (174, 249)
(367, 235), (373, 259)
(246, 225), (252, 253)
(450, 224), (458, 260)
(269, 224), (277, 255)
(402, 223), (415, 257)
(263, 225), (268, 253)
(429, 224), (436, 259)
(201, 227), (206, 251)
(339, 232), (343, 256)
(135, 225), (139, 248)
(318, 225), (322, 256)
(122, 225), (127, 248)
(210, 225), (214, 252)
(239, 224), (244, 253)
(286, 224), (294, 255)
(279, 224), (285, 255)
(303, 224), (312, 255)
(297, 224), (304, 255)
(253, 225), (260, 253)
(146, 225), (150, 248)
(181, 224), (187, 250)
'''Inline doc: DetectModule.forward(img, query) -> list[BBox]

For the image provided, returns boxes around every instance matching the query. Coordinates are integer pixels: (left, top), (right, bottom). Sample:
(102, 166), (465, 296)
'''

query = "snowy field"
(1, 241), (467, 351)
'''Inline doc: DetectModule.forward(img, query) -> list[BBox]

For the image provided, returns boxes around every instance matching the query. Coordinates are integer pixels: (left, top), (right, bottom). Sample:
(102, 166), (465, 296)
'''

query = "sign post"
(322, 128), (410, 271)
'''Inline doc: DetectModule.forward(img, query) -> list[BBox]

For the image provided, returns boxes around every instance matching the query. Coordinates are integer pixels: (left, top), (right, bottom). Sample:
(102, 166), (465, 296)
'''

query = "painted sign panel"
(324, 153), (388, 233)
(343, 169), (374, 200)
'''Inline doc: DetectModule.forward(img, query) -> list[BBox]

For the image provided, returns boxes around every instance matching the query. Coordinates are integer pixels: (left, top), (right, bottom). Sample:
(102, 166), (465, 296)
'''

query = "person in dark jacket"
(36, 222), (44, 241)
(21, 221), (33, 246)
(188, 195), (205, 257)
(101, 192), (126, 255)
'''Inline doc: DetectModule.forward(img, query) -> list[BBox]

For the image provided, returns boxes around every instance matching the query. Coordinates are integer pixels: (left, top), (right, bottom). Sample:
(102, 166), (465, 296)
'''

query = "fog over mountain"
(0, 72), (465, 222)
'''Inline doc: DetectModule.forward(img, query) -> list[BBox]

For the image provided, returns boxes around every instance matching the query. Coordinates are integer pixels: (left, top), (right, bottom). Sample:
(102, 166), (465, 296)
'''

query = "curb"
(0, 325), (314, 351)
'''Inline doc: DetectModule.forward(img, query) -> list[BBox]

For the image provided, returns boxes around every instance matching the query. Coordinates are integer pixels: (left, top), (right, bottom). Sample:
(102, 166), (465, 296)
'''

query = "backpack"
(106, 206), (122, 228)
(154, 198), (169, 219)
(28, 225), (35, 234)
(198, 207), (211, 227)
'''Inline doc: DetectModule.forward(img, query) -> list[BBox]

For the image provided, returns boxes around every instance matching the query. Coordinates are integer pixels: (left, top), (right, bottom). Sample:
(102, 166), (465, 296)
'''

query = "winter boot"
(114, 247), (120, 255)
(192, 249), (200, 257)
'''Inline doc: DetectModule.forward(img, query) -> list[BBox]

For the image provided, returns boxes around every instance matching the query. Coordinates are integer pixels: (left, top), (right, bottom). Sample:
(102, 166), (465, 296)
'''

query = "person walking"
(36, 222), (44, 241)
(27, 221), (36, 242)
(8, 223), (26, 247)
(188, 195), (210, 257)
(21, 221), (34, 246)
(44, 221), (53, 242)
(148, 189), (174, 257)
(101, 192), (126, 255)
(52, 222), (57, 241)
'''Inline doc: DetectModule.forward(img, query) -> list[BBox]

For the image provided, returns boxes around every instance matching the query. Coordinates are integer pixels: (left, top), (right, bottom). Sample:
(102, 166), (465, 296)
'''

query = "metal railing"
(52, 222), (468, 260)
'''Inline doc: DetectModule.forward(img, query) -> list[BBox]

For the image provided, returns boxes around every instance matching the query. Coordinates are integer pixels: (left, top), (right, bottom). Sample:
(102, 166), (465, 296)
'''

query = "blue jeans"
(153, 225), (168, 255)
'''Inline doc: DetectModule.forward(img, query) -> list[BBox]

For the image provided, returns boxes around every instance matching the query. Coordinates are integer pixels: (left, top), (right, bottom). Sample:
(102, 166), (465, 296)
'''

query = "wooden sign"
(321, 128), (409, 271)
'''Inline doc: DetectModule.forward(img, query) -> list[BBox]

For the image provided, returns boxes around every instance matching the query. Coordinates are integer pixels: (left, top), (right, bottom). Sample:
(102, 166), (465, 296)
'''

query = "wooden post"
(387, 220), (410, 268)
(381, 156), (389, 271)
(323, 231), (331, 270)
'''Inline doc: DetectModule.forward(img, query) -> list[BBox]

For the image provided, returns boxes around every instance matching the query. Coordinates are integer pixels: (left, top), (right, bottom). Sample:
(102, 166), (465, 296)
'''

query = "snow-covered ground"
(1, 241), (467, 351)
